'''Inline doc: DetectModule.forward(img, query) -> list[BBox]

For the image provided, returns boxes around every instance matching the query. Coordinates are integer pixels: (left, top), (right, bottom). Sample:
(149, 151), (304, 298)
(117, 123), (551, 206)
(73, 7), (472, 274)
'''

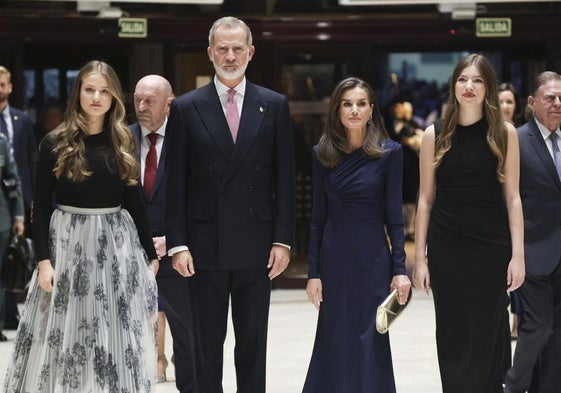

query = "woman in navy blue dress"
(303, 77), (411, 393)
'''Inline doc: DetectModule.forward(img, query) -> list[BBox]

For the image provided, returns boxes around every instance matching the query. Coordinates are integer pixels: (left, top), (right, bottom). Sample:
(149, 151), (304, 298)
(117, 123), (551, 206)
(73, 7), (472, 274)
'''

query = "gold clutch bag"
(376, 289), (412, 334)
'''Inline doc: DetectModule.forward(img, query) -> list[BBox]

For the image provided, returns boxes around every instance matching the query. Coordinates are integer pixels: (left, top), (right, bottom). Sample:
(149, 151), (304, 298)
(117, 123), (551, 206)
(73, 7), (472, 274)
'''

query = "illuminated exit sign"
(476, 18), (512, 37)
(118, 18), (148, 38)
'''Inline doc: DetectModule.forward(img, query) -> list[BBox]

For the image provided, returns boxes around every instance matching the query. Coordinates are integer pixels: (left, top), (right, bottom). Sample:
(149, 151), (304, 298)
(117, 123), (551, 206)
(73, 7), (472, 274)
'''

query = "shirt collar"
(535, 117), (561, 141)
(140, 117), (168, 139)
(214, 76), (246, 98)
(0, 105), (10, 117)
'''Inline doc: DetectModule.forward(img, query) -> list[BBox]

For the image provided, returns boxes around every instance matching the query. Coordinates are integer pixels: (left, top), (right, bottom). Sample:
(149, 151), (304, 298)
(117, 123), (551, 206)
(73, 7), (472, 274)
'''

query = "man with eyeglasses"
(504, 71), (561, 393)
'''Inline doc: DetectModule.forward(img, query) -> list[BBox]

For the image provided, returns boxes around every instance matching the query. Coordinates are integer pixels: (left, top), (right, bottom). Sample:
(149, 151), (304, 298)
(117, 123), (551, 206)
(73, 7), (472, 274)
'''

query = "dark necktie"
(226, 88), (239, 143)
(144, 133), (158, 197)
(0, 110), (8, 138)
(550, 133), (561, 181)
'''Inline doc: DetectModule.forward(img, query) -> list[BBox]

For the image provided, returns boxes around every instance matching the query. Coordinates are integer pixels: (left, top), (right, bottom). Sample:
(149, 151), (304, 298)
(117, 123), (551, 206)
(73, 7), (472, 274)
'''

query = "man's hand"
(153, 236), (166, 259)
(12, 218), (24, 236)
(267, 245), (290, 280)
(172, 250), (195, 277)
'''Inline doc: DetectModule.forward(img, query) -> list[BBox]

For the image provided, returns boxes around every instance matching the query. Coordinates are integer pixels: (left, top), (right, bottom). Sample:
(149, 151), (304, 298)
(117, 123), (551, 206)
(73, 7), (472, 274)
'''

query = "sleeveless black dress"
(428, 118), (511, 393)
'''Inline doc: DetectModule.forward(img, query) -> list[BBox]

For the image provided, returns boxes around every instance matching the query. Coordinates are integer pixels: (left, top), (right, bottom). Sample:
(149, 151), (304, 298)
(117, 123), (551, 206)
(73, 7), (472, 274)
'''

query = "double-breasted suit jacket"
(165, 80), (295, 269)
(518, 118), (561, 276)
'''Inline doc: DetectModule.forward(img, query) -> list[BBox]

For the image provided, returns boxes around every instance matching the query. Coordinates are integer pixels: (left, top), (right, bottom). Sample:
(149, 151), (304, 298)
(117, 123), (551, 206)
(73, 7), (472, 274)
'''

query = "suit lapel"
(221, 82), (267, 185)
(194, 83), (234, 161)
(527, 118), (561, 190)
(130, 124), (149, 201)
(9, 112), (20, 150)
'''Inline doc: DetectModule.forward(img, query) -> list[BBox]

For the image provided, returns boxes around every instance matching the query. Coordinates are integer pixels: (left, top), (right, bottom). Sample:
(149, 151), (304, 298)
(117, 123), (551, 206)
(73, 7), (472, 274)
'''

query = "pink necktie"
(144, 133), (158, 197)
(226, 88), (239, 143)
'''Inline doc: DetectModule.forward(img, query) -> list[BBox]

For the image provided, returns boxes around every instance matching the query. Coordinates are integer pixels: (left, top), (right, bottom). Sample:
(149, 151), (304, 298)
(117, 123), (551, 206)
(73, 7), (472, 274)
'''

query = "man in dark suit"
(131, 74), (199, 393)
(0, 133), (25, 341)
(165, 16), (295, 393)
(0, 65), (37, 329)
(504, 71), (561, 393)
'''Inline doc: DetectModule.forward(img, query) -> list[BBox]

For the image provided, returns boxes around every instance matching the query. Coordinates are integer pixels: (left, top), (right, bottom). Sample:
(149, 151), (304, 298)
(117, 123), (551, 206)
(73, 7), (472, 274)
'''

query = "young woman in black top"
(5, 60), (159, 392)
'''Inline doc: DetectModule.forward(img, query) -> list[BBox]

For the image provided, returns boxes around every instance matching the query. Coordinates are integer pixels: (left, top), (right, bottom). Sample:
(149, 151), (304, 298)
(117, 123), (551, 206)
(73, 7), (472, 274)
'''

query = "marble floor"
(0, 240), (517, 392)
(0, 287), (443, 393)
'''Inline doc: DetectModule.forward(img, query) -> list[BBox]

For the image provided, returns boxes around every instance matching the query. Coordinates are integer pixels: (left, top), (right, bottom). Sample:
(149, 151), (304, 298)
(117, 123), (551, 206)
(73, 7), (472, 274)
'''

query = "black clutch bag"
(376, 288), (412, 334)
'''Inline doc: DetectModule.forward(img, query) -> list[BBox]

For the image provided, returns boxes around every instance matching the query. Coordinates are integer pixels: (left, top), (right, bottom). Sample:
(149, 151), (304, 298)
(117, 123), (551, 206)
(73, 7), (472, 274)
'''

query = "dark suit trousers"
(0, 229), (11, 329)
(191, 268), (271, 393)
(157, 257), (200, 393)
(505, 262), (561, 393)
(4, 204), (32, 326)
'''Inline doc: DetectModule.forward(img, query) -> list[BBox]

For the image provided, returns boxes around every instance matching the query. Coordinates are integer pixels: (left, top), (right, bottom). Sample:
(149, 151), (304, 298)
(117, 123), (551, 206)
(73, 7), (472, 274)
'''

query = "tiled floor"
(0, 287), (443, 392)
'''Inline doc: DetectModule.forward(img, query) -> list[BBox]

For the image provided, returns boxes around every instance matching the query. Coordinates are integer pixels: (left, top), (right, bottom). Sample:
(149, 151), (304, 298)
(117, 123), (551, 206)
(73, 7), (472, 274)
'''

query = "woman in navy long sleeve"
(303, 77), (411, 393)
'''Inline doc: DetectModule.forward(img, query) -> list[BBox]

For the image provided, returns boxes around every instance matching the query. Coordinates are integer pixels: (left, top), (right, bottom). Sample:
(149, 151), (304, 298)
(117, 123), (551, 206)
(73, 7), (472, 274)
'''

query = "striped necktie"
(550, 133), (561, 181)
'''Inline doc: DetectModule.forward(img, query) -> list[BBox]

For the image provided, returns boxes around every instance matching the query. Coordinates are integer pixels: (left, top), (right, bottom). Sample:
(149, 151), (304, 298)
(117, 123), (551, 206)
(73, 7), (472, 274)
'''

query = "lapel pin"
(14, 116), (18, 121)
(259, 106), (264, 113)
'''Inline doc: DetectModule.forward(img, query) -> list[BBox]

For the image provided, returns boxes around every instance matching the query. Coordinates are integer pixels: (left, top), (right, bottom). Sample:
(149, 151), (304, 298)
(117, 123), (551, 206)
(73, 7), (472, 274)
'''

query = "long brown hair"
(51, 60), (139, 185)
(434, 53), (508, 182)
(317, 77), (388, 168)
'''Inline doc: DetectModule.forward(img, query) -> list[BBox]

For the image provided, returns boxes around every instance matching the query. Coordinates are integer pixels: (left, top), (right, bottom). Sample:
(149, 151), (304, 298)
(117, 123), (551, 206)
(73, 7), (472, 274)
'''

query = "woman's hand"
(306, 278), (323, 310)
(390, 274), (412, 305)
(149, 259), (159, 276)
(413, 258), (430, 295)
(37, 259), (55, 292)
(507, 257), (525, 292)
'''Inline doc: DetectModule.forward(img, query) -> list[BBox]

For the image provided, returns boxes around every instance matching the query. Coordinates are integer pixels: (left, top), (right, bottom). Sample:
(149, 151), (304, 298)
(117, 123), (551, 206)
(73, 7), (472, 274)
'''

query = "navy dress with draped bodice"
(303, 140), (406, 393)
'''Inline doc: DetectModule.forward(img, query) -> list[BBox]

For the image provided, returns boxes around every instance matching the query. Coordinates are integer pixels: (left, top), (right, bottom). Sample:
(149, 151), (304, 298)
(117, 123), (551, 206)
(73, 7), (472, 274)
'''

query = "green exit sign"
(118, 18), (148, 38)
(476, 18), (512, 37)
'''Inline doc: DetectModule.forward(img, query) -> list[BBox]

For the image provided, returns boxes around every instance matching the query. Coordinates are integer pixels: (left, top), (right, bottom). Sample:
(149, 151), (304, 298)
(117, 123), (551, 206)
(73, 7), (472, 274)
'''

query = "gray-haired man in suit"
(165, 16), (295, 393)
(0, 65), (36, 331)
(0, 133), (24, 341)
(504, 71), (561, 393)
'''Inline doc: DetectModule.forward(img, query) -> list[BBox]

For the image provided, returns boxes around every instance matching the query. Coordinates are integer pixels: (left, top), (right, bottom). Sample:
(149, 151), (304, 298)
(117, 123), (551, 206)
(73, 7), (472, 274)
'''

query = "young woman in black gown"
(413, 54), (525, 393)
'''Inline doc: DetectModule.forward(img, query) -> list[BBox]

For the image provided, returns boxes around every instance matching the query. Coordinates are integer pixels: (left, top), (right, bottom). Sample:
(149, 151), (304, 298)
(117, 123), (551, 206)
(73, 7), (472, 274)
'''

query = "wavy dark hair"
(50, 60), (139, 185)
(435, 53), (508, 182)
(317, 77), (388, 168)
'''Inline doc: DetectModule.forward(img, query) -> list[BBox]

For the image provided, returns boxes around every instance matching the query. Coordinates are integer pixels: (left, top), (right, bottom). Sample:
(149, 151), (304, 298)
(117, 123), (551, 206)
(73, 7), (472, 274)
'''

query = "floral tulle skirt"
(4, 205), (158, 393)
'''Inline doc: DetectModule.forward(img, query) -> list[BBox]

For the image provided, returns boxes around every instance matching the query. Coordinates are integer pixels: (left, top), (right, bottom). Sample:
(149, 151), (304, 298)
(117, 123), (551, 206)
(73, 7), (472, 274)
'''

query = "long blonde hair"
(435, 54), (508, 182)
(51, 60), (139, 185)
